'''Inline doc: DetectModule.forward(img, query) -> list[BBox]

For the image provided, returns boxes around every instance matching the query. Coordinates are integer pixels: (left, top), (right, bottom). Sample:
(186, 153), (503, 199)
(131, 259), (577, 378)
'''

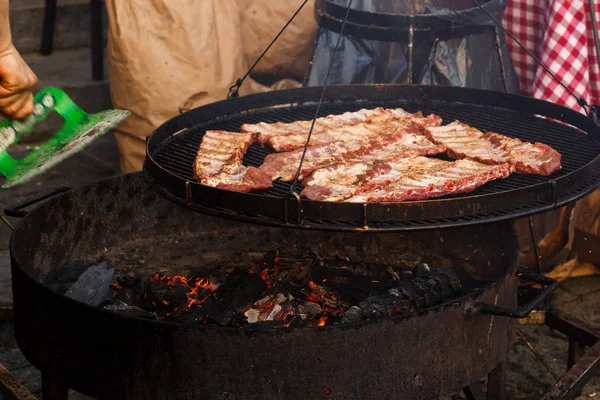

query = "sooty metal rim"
(315, 0), (499, 31)
(144, 84), (600, 232)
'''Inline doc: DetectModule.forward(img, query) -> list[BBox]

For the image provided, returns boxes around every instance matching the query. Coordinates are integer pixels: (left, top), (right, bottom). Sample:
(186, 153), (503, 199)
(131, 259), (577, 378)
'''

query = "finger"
(0, 70), (38, 98)
(26, 69), (38, 90)
(0, 93), (32, 120)
(0, 92), (23, 106)
(0, 92), (28, 116)
(11, 93), (34, 120)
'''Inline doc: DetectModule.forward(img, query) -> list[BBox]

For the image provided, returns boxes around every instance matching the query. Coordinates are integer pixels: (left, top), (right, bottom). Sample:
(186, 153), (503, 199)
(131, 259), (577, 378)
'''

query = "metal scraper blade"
(1, 109), (130, 189)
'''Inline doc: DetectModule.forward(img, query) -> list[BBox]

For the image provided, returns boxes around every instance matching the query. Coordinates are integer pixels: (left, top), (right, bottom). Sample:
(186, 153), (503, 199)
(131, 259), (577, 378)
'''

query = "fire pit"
(6, 172), (548, 400)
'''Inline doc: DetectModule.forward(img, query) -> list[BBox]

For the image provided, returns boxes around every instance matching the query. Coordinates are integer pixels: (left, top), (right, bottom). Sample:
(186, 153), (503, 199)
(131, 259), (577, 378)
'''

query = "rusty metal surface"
(9, 173), (519, 400)
(540, 308), (600, 400)
(542, 340), (600, 400)
(486, 362), (507, 400)
(567, 338), (586, 370)
(546, 309), (600, 348)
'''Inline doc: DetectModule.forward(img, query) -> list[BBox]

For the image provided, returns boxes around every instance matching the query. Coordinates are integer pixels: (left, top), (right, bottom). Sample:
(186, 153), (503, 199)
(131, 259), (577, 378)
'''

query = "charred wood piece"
(64, 262), (114, 306)
(335, 266), (474, 325)
(301, 281), (350, 310)
(413, 263), (431, 278)
(309, 267), (395, 305)
(196, 271), (267, 326)
(244, 291), (294, 323)
(104, 301), (158, 320)
(244, 288), (324, 325)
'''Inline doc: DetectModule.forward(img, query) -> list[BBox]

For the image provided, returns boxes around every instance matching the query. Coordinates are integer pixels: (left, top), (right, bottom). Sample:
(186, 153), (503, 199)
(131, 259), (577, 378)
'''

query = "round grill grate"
(144, 85), (600, 231)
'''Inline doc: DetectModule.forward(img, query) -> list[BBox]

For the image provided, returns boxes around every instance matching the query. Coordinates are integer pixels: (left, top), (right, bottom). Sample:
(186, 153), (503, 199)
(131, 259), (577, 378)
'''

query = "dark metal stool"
(40, 0), (104, 81)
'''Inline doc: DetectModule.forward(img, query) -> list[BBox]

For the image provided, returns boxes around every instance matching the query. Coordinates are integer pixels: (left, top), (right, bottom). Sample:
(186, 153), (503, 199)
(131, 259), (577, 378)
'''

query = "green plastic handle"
(0, 88), (87, 177)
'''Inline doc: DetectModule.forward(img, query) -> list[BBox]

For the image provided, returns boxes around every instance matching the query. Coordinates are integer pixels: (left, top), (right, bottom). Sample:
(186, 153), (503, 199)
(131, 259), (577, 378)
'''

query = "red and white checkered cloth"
(503, 0), (600, 114)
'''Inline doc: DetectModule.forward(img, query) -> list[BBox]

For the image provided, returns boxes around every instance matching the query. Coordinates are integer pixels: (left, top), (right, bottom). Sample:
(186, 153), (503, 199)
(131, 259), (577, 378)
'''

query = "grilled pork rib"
(260, 128), (445, 182)
(346, 159), (513, 203)
(425, 121), (562, 175)
(193, 109), (562, 200)
(242, 107), (443, 152)
(301, 157), (450, 202)
(482, 132), (562, 176)
(193, 130), (272, 192)
(424, 121), (508, 164)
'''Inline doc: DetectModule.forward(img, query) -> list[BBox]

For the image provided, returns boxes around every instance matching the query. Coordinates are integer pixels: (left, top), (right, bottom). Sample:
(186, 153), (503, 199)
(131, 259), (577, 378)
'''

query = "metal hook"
(283, 191), (303, 224)
(228, 79), (242, 99)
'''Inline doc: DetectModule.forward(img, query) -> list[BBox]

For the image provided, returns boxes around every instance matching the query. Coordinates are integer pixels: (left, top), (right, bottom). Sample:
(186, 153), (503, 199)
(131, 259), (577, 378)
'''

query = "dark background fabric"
(305, 0), (520, 93)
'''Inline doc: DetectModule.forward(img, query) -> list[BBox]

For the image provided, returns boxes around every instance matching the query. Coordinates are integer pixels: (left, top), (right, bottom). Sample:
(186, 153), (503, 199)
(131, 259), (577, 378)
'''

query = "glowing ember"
(93, 254), (473, 328)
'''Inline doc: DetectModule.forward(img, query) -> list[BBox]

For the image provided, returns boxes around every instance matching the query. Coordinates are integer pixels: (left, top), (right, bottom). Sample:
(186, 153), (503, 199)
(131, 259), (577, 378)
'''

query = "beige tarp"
(517, 189), (600, 281)
(104, 0), (317, 173)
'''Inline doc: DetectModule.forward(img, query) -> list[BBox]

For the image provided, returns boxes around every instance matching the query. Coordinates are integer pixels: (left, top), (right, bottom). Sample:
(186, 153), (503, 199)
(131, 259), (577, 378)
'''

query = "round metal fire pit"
(8, 173), (524, 400)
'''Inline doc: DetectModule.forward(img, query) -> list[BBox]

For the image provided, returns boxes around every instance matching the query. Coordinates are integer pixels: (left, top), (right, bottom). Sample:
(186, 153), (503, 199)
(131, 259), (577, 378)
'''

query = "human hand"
(0, 44), (38, 120)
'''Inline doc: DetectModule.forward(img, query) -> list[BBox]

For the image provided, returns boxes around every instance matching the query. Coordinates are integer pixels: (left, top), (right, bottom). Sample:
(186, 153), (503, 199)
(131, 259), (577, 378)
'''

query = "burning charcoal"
(117, 270), (138, 287)
(146, 275), (213, 311)
(161, 278), (190, 306)
(310, 267), (393, 305)
(65, 261), (114, 306)
(295, 301), (323, 320)
(148, 279), (169, 301)
(269, 257), (314, 286)
(244, 291), (294, 324)
(114, 287), (138, 306)
(426, 274), (455, 299)
(196, 271), (267, 326)
(104, 300), (158, 320)
(169, 304), (202, 325)
(410, 279), (431, 308)
(301, 281), (350, 310)
(335, 266), (475, 325)
(163, 286), (190, 306)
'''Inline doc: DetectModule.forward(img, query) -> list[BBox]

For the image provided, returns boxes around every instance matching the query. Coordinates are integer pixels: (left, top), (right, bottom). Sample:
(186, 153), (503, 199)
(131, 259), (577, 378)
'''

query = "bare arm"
(0, 0), (11, 50)
(0, 0), (38, 119)
(0, 0), (12, 49)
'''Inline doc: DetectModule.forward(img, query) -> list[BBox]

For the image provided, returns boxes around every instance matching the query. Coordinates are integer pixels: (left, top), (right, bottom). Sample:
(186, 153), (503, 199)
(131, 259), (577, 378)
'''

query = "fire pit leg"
(567, 338), (586, 369)
(41, 376), (68, 400)
(462, 382), (486, 400)
(486, 362), (506, 400)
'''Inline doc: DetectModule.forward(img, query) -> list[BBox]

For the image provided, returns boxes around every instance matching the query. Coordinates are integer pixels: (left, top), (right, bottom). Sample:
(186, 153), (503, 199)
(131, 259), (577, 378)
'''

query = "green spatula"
(0, 87), (130, 189)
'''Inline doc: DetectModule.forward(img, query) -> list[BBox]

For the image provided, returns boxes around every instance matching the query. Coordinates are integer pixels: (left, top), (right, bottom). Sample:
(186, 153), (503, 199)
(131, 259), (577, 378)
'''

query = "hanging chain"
(472, 0), (597, 121)
(589, 0), (600, 116)
(288, 0), (355, 195)
(228, 0), (310, 99)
